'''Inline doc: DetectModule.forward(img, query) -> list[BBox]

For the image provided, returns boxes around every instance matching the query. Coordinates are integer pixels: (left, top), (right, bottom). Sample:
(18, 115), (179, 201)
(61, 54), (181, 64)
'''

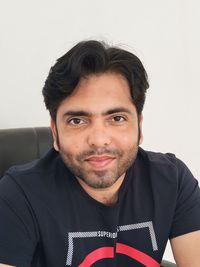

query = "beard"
(58, 144), (138, 189)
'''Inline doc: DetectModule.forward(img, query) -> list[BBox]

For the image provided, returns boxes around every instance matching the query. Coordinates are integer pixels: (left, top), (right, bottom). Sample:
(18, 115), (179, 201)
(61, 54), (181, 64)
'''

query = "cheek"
(118, 126), (138, 141)
(114, 128), (138, 147)
(120, 135), (136, 147)
(59, 135), (84, 154)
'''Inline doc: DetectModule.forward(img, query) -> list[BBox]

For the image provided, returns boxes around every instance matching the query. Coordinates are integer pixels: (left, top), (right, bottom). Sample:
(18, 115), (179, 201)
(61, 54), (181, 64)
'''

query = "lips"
(85, 155), (115, 169)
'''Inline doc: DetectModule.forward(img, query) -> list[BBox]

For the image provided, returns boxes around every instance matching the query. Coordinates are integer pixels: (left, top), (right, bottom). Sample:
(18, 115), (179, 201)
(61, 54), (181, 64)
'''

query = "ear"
(50, 119), (59, 151)
(138, 114), (143, 145)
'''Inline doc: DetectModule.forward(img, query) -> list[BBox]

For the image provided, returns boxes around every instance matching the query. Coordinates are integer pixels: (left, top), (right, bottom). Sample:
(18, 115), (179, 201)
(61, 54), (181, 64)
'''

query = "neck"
(77, 175), (125, 206)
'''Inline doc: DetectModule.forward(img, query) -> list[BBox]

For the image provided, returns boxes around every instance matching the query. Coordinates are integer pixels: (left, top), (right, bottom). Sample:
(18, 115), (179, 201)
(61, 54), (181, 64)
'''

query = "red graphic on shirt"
(78, 243), (159, 267)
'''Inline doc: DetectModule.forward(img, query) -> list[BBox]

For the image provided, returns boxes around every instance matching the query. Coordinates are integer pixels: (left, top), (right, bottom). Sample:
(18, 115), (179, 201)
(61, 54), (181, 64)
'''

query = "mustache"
(76, 147), (122, 161)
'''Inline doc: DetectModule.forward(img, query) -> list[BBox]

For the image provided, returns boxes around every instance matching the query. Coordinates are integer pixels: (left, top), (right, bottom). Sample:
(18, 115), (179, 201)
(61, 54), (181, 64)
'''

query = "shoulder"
(137, 147), (197, 189)
(139, 146), (177, 165)
(0, 148), (66, 198)
(3, 148), (61, 181)
(138, 147), (189, 172)
(7, 148), (59, 174)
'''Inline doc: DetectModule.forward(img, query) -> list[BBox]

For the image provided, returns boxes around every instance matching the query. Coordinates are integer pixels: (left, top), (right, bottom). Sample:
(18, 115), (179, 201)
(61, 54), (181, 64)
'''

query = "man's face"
(51, 72), (143, 189)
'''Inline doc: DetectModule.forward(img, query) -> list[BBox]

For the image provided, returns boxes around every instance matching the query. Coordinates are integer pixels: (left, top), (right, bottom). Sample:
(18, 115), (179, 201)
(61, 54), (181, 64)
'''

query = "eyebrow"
(62, 107), (133, 118)
(103, 107), (132, 116)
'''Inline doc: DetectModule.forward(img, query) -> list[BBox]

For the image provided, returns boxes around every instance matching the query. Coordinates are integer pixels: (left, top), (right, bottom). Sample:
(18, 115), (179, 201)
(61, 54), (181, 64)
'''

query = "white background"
(0, 0), (200, 263)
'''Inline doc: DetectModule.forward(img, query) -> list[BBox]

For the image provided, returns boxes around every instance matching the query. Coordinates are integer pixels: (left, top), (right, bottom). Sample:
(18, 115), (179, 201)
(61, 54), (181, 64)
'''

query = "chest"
(33, 185), (174, 267)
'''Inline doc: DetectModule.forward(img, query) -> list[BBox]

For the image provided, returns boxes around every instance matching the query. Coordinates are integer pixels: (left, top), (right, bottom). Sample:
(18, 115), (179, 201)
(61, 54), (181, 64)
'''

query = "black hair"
(42, 40), (149, 121)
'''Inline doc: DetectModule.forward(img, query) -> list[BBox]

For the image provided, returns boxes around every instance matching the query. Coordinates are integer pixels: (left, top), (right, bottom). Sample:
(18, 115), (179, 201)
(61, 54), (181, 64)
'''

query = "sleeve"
(0, 175), (38, 266)
(169, 158), (200, 239)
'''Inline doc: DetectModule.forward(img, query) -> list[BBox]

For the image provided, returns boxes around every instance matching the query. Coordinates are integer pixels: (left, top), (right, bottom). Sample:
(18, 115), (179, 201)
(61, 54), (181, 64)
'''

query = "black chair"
(0, 127), (53, 178)
(0, 127), (176, 267)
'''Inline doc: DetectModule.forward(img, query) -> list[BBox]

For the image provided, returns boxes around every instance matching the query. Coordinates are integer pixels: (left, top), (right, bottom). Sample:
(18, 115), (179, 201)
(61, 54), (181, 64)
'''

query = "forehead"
(58, 72), (135, 114)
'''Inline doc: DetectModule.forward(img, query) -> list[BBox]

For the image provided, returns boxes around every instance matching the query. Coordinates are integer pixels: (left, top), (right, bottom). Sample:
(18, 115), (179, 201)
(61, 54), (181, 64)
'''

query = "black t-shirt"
(0, 147), (200, 266)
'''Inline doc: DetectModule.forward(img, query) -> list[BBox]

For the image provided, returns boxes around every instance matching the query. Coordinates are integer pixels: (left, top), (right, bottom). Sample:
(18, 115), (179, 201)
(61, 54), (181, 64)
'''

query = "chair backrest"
(0, 127), (53, 178)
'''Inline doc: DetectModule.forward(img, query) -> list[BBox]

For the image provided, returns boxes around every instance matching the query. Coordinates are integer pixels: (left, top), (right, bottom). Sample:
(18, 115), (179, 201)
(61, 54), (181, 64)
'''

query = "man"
(0, 40), (200, 267)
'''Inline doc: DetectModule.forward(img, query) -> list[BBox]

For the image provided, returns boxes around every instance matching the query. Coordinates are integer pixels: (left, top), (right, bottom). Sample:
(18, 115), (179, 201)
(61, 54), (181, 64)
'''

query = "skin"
(1, 73), (200, 267)
(51, 72), (143, 205)
(171, 231), (200, 267)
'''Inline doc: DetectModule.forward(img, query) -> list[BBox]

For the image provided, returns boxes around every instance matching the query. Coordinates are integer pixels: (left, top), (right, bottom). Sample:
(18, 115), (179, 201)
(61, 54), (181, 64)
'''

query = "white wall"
(0, 0), (200, 263)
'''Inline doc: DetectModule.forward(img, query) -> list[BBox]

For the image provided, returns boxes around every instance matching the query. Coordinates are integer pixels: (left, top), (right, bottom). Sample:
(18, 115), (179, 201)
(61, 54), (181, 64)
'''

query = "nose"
(87, 121), (112, 148)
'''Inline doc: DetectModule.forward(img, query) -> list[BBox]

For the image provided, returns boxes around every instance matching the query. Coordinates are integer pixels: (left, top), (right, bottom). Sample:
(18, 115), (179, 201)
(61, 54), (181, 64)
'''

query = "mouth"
(85, 155), (115, 169)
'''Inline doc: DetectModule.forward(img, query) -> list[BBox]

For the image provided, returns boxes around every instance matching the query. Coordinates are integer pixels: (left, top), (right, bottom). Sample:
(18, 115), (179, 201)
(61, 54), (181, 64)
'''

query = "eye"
(112, 115), (126, 122)
(68, 118), (85, 125)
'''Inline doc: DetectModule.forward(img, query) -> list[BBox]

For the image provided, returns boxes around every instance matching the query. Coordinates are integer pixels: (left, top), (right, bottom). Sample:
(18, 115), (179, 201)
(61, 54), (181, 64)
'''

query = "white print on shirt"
(66, 221), (158, 266)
